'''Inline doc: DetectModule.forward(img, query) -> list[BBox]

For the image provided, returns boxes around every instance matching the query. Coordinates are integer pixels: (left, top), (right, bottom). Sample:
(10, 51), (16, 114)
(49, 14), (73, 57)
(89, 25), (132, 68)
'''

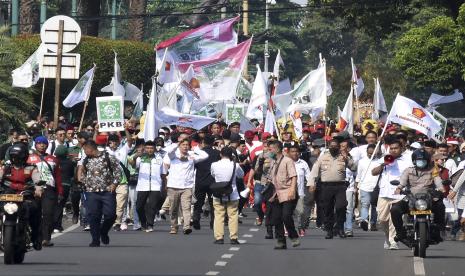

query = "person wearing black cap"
(228, 122), (241, 135)
(308, 138), (357, 239)
(193, 135), (221, 230)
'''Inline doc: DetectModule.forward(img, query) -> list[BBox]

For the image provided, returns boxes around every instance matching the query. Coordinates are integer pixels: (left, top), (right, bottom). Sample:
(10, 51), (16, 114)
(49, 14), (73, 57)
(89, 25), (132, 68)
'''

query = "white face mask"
(156, 146), (162, 151)
(415, 159), (428, 169)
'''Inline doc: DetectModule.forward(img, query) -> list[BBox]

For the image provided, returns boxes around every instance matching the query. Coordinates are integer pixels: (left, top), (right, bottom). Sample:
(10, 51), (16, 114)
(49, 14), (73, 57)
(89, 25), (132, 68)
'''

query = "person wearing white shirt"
(437, 143), (458, 174)
(210, 146), (244, 244)
(106, 133), (133, 231)
(356, 144), (381, 232)
(163, 138), (208, 234)
(46, 128), (67, 156)
(349, 130), (378, 163)
(372, 140), (412, 250)
(129, 140), (166, 232)
(287, 145), (312, 237)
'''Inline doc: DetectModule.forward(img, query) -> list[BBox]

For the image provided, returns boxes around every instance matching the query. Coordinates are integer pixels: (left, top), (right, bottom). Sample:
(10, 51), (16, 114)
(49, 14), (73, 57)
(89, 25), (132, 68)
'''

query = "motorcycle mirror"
(390, 180), (400, 186)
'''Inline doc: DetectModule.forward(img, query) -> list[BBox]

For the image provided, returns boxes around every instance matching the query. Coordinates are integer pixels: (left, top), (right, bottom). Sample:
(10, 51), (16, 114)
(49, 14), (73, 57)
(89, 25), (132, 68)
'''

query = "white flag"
(246, 65), (267, 121)
(158, 82), (178, 111)
(157, 48), (180, 84)
(272, 63), (327, 114)
(337, 92), (354, 134)
(373, 77), (388, 122)
(101, 52), (140, 103)
(427, 89), (464, 107)
(132, 89), (144, 120)
(388, 95), (441, 139)
(155, 107), (216, 130)
(63, 66), (95, 108)
(264, 110), (276, 135)
(12, 43), (47, 88)
(351, 57), (364, 97)
(273, 49), (284, 83)
(143, 79), (159, 142)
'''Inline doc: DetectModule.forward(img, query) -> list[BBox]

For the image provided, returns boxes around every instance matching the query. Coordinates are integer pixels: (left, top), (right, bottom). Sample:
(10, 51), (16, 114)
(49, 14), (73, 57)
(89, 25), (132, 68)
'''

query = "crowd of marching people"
(1, 114), (465, 250)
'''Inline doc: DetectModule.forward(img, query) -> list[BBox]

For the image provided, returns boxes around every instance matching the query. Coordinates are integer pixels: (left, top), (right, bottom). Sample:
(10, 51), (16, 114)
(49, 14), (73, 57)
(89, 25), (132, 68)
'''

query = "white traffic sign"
(39, 53), (81, 79)
(40, 15), (81, 53)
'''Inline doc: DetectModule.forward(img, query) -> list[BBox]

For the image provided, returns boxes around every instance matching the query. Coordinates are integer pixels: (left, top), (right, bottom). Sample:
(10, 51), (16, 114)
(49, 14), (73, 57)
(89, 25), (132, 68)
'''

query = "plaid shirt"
(82, 152), (121, 192)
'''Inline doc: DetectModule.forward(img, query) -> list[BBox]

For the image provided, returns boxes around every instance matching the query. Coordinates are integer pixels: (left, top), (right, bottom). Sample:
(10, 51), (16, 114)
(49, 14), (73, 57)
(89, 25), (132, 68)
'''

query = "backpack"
(210, 161), (236, 201)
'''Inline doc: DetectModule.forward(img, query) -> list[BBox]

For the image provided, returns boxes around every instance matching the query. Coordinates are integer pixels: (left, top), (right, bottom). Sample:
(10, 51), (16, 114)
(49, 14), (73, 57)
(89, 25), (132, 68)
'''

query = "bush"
(12, 35), (155, 123)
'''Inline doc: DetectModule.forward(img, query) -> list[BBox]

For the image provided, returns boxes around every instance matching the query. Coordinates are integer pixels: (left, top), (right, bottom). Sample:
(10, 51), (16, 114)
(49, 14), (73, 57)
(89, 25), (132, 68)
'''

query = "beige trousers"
(167, 188), (192, 230)
(377, 197), (401, 244)
(213, 199), (239, 240)
(115, 185), (128, 224)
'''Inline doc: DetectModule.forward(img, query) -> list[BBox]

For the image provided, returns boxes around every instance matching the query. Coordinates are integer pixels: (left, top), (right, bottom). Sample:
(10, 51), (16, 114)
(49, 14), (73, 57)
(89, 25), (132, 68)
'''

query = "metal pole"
(242, 0), (249, 77)
(39, 78), (46, 119)
(54, 20), (64, 128)
(264, 1), (269, 73)
(111, 0), (117, 40)
(11, 0), (19, 36)
(71, 0), (78, 17)
(40, 0), (47, 27)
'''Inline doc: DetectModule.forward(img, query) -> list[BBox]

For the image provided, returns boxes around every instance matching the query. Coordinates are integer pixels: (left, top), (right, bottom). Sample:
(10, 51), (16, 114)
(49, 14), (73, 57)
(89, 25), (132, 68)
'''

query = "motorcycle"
(0, 187), (35, 264)
(390, 180), (442, 258)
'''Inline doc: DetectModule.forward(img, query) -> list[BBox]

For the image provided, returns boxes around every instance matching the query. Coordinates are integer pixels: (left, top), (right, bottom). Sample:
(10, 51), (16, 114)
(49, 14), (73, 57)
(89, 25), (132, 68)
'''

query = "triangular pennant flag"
(372, 77), (388, 122)
(246, 64), (267, 121)
(12, 43), (47, 88)
(337, 91), (354, 134)
(351, 57), (364, 97)
(63, 65), (96, 108)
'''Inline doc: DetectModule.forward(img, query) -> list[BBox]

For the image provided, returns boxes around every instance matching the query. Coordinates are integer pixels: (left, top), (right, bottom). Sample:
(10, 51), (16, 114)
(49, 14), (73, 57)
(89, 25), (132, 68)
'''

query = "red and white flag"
(337, 92), (354, 134)
(351, 57), (364, 97)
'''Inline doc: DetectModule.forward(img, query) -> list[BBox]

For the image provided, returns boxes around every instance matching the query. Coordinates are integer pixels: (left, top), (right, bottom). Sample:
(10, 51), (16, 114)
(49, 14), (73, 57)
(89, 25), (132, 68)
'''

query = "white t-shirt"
(376, 155), (412, 200)
(294, 159), (311, 197)
(356, 156), (380, 192)
(210, 159), (245, 201)
(135, 152), (166, 191)
(106, 144), (130, 167)
(350, 144), (368, 163)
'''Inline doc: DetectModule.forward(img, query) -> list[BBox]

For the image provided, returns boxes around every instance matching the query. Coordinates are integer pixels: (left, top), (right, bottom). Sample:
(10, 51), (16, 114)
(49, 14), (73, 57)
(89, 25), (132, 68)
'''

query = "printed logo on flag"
(412, 108), (426, 119)
(96, 96), (125, 132)
(202, 60), (230, 81)
(99, 100), (121, 120)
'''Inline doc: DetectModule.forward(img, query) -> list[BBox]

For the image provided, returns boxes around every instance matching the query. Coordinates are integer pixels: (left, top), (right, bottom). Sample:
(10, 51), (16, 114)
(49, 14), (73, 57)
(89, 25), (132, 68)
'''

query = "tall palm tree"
(20, 0), (39, 34)
(128, 0), (147, 41)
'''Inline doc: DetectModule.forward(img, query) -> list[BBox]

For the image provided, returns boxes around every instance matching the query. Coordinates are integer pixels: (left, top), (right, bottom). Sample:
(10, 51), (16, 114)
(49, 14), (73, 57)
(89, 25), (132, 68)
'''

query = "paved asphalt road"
(1, 210), (464, 276)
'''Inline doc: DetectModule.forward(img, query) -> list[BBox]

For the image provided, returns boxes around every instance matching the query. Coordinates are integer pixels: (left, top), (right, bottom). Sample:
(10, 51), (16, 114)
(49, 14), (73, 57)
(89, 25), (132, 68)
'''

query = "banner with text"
(96, 96), (125, 132)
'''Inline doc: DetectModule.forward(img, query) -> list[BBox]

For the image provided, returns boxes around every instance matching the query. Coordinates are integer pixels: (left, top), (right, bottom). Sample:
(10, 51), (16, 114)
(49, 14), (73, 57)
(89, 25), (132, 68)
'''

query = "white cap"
(410, 142), (422, 149)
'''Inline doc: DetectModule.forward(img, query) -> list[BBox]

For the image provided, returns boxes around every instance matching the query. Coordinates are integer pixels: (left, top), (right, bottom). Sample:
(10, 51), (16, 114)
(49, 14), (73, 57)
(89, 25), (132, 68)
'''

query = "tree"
(128, 0), (147, 41)
(20, 0), (39, 34)
(80, 0), (101, 36)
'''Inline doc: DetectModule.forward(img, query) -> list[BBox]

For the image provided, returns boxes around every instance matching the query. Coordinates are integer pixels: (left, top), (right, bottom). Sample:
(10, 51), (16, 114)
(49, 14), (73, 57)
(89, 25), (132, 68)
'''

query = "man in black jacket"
(193, 134), (221, 230)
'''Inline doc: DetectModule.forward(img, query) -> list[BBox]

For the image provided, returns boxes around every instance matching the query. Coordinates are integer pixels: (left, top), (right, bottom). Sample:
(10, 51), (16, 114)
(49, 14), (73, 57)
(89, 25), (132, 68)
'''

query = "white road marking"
(250, 228), (259, 232)
(229, 247), (240, 251)
(215, 261), (227, 267)
(413, 257), (426, 276)
(205, 271), (220, 275)
(243, 234), (253, 238)
(221, 254), (234, 259)
(238, 239), (247, 244)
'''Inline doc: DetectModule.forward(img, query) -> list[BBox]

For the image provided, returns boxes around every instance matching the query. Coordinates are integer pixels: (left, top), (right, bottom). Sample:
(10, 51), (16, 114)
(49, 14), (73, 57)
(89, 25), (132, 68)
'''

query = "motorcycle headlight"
(415, 199), (428, 211)
(3, 203), (18, 215)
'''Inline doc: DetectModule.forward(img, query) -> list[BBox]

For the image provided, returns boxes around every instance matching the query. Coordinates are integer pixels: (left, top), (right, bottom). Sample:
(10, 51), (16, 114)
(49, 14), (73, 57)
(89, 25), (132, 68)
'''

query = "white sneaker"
(53, 229), (60, 233)
(159, 209), (166, 215)
(145, 226), (154, 233)
(389, 242), (399, 250)
(383, 241), (390, 249)
(120, 223), (128, 231)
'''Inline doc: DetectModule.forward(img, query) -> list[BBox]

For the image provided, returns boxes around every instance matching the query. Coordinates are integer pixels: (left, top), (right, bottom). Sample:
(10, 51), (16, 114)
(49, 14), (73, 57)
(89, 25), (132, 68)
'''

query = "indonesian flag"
(177, 39), (252, 103)
(351, 57), (364, 97)
(387, 95), (441, 139)
(337, 91), (354, 134)
(155, 107), (216, 130)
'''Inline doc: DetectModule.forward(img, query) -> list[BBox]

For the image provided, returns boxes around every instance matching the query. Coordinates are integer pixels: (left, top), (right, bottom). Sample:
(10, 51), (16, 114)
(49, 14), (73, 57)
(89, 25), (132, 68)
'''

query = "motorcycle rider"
(391, 149), (446, 243)
(0, 143), (42, 250)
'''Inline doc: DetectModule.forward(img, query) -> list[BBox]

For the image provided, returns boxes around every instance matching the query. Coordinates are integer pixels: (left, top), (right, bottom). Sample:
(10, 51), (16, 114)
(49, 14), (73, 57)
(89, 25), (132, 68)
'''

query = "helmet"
(411, 149), (430, 169)
(8, 143), (29, 166)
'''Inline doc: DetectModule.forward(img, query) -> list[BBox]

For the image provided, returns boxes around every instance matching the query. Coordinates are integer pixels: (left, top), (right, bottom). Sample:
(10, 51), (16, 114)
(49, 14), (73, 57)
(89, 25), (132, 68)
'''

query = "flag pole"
(39, 78), (46, 119)
(78, 65), (96, 132)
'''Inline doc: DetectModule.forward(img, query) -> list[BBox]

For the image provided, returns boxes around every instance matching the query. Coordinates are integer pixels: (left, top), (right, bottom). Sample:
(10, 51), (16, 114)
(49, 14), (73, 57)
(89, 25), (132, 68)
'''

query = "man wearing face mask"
(308, 138), (357, 239)
(391, 149), (446, 244)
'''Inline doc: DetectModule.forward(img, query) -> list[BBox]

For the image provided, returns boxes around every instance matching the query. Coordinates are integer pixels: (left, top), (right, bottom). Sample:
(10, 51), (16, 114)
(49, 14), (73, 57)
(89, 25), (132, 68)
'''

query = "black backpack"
(210, 161), (236, 201)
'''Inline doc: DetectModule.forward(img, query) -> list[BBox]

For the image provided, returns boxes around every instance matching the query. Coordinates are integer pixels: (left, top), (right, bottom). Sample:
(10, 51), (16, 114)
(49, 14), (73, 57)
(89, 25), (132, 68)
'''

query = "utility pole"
(71, 0), (78, 17)
(242, 0), (249, 77)
(53, 20), (64, 127)
(11, 0), (19, 36)
(264, 0), (269, 73)
(111, 0), (117, 40)
(40, 0), (47, 27)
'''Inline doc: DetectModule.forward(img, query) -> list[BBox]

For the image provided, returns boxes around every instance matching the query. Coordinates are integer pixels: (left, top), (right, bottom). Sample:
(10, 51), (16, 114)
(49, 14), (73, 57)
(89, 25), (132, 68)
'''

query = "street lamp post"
(264, 0), (275, 73)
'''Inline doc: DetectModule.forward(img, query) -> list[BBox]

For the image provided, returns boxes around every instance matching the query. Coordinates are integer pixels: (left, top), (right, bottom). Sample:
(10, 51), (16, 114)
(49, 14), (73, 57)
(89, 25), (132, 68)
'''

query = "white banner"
(96, 96), (125, 132)
(155, 107), (216, 130)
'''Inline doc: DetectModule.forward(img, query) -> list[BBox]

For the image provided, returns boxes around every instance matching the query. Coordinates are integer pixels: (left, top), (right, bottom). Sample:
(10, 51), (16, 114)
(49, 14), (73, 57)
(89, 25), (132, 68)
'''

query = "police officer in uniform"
(308, 138), (357, 239)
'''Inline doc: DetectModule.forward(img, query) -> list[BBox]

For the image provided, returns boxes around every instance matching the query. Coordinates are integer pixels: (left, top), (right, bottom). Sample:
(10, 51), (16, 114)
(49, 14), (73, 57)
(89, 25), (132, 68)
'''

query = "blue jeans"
(344, 190), (355, 231)
(253, 182), (265, 219)
(451, 209), (464, 236)
(360, 190), (378, 225)
(85, 192), (116, 244)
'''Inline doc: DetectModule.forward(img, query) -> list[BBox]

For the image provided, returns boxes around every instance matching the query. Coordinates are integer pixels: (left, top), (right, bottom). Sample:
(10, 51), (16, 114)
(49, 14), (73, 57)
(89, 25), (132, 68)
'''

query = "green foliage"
(11, 35), (155, 121)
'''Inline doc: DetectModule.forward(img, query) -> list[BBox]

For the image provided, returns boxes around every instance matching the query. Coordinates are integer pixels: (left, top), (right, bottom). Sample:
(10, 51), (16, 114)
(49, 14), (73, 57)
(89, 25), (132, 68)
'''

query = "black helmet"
(9, 142), (29, 165)
(411, 149), (430, 169)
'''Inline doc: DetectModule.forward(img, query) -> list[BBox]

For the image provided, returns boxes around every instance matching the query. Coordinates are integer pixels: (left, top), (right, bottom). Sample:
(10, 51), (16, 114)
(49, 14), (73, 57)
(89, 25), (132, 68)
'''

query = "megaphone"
(384, 154), (395, 165)
(240, 187), (250, 198)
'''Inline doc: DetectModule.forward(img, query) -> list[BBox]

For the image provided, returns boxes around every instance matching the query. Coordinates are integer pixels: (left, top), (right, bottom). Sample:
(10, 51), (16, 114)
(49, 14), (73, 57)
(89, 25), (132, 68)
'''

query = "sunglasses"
(19, 139), (28, 142)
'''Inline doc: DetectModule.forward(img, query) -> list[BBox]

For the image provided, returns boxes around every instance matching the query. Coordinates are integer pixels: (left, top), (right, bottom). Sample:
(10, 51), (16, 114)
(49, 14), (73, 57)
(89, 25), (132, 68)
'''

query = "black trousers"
(53, 185), (71, 229)
(86, 192), (116, 244)
(136, 191), (162, 228)
(41, 188), (58, 241)
(320, 184), (347, 231)
(391, 199), (446, 235)
(193, 185), (213, 225)
(71, 185), (81, 218)
(270, 199), (298, 242)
